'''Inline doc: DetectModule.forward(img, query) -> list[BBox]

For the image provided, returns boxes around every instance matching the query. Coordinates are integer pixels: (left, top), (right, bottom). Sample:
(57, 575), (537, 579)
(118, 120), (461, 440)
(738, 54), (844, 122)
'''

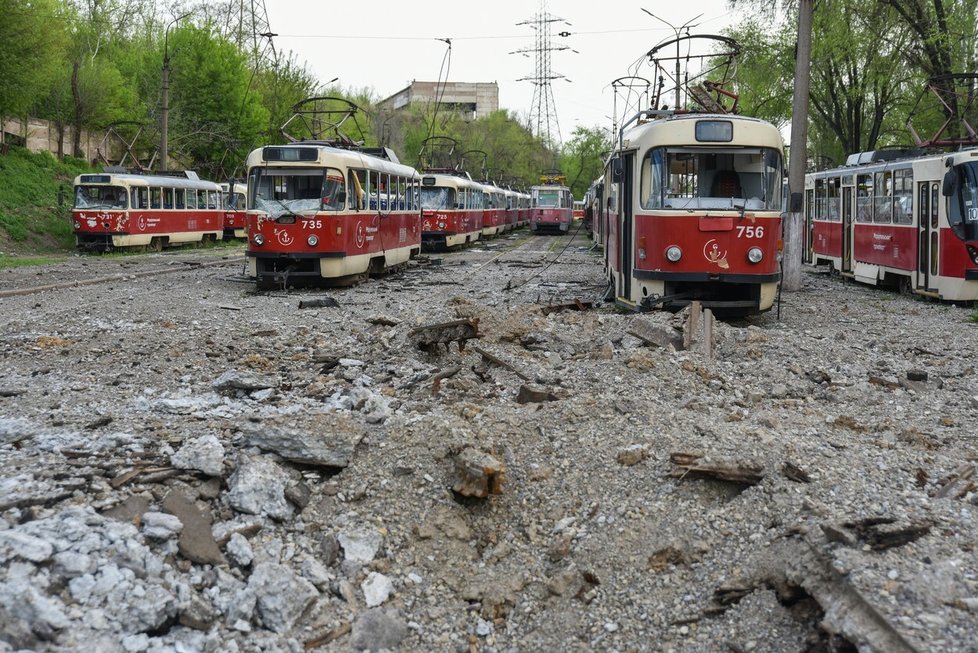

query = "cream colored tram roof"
(621, 113), (784, 151)
(420, 171), (483, 191)
(246, 144), (420, 179)
(73, 173), (221, 191)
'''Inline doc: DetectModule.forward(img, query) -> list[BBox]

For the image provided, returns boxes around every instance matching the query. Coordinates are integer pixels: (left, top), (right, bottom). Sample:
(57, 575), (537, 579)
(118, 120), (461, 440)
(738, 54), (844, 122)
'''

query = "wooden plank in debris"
(540, 299), (593, 315)
(683, 301), (715, 358)
(453, 448), (506, 498)
(934, 463), (975, 499)
(408, 318), (480, 352)
(782, 538), (921, 653)
(473, 346), (530, 380)
(669, 452), (763, 486)
(304, 622), (351, 649)
(842, 517), (932, 551)
(431, 366), (462, 394)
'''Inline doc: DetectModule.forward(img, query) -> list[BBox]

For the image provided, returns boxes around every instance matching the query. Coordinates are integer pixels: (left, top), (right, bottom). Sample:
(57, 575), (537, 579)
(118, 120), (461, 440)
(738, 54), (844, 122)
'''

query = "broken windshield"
(74, 186), (128, 210)
(248, 167), (346, 218)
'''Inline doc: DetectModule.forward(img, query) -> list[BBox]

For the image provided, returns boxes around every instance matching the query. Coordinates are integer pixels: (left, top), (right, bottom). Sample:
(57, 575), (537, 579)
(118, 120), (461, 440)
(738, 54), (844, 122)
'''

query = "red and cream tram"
(419, 171), (484, 250)
(529, 174), (574, 233)
(72, 171), (223, 251)
(480, 182), (507, 238)
(244, 144), (421, 288)
(605, 112), (785, 315)
(220, 181), (247, 240)
(805, 149), (978, 301)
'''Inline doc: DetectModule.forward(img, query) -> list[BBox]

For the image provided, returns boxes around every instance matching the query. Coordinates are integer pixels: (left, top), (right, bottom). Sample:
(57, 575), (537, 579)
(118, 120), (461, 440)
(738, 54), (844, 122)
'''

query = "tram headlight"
(665, 246), (683, 262)
(73, 221), (80, 229)
(307, 235), (319, 247)
(253, 233), (265, 246)
(747, 247), (764, 263)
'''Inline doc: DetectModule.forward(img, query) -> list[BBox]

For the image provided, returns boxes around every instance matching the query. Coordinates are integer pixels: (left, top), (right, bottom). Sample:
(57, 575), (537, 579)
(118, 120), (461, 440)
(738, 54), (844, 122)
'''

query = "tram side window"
(322, 171), (346, 211)
(827, 177), (841, 221)
(855, 174), (872, 222)
(814, 178), (826, 221)
(874, 171), (892, 223)
(348, 169), (367, 210)
(893, 169), (913, 225)
(132, 188), (148, 209)
(151, 188), (162, 209)
(174, 189), (186, 209)
(186, 189), (198, 210)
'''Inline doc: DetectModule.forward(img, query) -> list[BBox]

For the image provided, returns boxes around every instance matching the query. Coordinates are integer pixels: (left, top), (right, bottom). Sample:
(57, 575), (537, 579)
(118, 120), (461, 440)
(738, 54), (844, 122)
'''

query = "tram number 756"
(736, 225), (765, 238)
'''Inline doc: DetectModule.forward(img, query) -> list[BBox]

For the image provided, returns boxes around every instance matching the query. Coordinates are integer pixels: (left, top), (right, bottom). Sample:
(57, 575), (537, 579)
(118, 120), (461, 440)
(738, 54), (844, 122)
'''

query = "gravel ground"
(1, 231), (976, 653)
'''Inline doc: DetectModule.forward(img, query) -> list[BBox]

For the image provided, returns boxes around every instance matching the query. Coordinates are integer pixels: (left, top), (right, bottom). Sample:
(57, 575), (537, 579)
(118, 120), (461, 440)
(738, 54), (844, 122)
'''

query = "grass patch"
(0, 255), (65, 269)
(969, 307), (978, 323)
(0, 146), (93, 254)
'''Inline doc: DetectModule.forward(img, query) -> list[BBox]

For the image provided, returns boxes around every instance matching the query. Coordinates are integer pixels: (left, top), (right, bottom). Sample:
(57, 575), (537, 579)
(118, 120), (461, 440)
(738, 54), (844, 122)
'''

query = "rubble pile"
(0, 240), (976, 652)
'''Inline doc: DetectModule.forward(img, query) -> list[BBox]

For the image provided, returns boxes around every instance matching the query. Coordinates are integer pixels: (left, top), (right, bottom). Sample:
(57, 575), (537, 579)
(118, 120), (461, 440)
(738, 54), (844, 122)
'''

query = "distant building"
(378, 81), (499, 119)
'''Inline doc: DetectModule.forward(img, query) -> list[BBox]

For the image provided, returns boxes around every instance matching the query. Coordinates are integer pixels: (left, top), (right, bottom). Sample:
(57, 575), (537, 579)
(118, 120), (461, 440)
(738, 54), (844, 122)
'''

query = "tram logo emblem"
(274, 228), (294, 246)
(355, 221), (366, 249)
(703, 239), (729, 269)
(137, 215), (147, 231)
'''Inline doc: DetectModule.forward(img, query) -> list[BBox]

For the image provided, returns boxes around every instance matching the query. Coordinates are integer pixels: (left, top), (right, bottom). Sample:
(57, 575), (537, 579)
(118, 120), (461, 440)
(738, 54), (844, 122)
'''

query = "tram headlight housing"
(253, 233), (265, 246)
(665, 246), (683, 262)
(73, 221), (80, 229)
(307, 235), (319, 247)
(967, 244), (978, 265)
(747, 247), (764, 263)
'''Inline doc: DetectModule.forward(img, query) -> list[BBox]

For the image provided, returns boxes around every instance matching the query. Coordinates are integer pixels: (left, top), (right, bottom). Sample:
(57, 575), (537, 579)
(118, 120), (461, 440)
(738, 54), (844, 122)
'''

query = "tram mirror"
(611, 157), (623, 182)
(942, 168), (958, 197)
(789, 192), (803, 213)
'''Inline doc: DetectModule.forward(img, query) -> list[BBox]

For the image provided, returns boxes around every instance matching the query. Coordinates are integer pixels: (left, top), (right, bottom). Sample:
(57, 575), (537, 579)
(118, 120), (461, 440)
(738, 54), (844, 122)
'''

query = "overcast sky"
(265, 1), (743, 144)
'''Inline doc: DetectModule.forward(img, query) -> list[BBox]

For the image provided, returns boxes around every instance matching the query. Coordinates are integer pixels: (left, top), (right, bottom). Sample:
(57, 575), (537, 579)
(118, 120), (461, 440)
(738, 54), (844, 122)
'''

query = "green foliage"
(559, 126), (612, 199)
(0, 0), (66, 118)
(167, 24), (269, 178)
(0, 147), (93, 250)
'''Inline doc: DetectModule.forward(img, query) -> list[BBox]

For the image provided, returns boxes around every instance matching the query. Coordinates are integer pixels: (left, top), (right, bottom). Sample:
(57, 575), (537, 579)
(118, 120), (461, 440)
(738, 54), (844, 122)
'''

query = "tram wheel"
(149, 237), (163, 252)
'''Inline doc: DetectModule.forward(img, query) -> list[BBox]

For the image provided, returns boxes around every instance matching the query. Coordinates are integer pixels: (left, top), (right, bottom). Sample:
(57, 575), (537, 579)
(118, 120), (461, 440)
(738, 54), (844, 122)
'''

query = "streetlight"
(161, 12), (190, 172)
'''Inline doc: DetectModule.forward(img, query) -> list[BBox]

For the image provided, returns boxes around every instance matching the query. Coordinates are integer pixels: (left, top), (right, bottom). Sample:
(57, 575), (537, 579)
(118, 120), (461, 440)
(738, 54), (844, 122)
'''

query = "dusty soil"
(1, 232), (976, 653)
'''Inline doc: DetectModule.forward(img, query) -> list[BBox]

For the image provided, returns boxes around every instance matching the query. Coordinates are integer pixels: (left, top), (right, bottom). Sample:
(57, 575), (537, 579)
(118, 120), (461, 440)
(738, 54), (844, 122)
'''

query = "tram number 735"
(301, 219), (324, 229)
(736, 225), (765, 238)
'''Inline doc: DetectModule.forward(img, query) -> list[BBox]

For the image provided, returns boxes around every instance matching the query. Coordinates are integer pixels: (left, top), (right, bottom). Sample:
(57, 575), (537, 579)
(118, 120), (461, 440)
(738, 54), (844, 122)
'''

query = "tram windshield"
(535, 189), (568, 208)
(640, 147), (783, 211)
(420, 187), (457, 210)
(947, 162), (978, 243)
(74, 185), (129, 210)
(248, 167), (346, 217)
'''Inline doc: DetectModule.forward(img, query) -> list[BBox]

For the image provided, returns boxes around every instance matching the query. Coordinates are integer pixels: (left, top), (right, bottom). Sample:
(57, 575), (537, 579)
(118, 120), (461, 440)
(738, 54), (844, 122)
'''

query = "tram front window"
(947, 162), (978, 243)
(249, 167), (346, 217)
(74, 185), (128, 210)
(420, 187), (456, 210)
(536, 190), (560, 207)
(641, 148), (783, 211)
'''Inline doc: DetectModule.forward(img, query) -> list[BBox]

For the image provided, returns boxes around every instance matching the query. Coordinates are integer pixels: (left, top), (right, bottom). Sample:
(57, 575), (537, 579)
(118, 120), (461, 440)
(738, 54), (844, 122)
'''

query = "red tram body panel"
(72, 172), (223, 251)
(805, 149), (978, 300)
(245, 144), (421, 287)
(530, 180), (573, 233)
(419, 172), (484, 249)
(605, 112), (785, 315)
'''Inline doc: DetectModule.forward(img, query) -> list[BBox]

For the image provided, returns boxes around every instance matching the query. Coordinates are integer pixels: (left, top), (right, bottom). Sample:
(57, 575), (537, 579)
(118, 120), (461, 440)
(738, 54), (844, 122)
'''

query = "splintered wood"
(408, 318), (480, 353)
(683, 301), (715, 358)
(669, 453), (764, 486)
(452, 447), (505, 498)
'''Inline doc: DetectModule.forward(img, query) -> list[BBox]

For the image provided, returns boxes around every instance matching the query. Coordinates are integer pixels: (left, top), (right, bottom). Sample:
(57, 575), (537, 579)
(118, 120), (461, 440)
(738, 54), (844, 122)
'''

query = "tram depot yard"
(0, 233), (976, 653)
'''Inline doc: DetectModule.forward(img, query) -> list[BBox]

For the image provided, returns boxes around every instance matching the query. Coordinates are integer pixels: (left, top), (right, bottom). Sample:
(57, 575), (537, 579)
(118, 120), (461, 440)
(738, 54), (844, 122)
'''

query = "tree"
(559, 126), (612, 199)
(0, 0), (65, 121)
(165, 23), (268, 178)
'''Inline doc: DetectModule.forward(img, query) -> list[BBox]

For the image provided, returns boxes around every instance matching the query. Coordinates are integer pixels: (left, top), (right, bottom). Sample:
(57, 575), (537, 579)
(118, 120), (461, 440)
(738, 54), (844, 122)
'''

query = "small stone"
(170, 434), (225, 477)
(362, 571), (394, 607)
(339, 528), (382, 564)
(616, 444), (648, 466)
(141, 511), (183, 540)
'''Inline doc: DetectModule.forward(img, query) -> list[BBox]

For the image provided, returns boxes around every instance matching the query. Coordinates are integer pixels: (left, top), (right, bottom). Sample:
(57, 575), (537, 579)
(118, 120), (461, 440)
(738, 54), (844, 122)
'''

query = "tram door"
(916, 181), (938, 290)
(842, 184), (853, 273)
(618, 153), (635, 301)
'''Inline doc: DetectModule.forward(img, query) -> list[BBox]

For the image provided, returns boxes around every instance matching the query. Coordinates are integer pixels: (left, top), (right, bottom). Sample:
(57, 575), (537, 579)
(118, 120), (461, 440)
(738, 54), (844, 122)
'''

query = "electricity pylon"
(513, 0), (574, 150)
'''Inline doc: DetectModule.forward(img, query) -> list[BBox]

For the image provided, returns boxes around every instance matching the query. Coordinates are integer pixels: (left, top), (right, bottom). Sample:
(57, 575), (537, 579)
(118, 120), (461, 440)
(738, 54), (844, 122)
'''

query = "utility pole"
(783, 0), (813, 291)
(160, 13), (189, 172)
